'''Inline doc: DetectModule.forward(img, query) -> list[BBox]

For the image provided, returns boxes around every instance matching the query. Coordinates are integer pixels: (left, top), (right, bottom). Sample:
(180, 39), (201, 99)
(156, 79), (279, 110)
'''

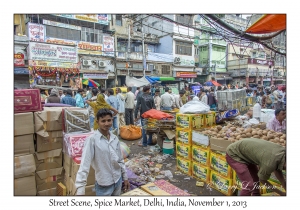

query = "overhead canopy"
(148, 77), (175, 82)
(245, 14), (286, 34)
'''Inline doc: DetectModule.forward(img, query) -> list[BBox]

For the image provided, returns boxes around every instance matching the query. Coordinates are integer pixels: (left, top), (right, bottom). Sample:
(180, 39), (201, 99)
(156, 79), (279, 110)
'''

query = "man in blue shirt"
(75, 88), (85, 108)
(106, 88), (119, 133)
(61, 89), (76, 106)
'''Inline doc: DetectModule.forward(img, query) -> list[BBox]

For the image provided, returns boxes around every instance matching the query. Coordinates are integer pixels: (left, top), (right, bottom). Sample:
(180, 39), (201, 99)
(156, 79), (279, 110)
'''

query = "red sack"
(141, 109), (174, 120)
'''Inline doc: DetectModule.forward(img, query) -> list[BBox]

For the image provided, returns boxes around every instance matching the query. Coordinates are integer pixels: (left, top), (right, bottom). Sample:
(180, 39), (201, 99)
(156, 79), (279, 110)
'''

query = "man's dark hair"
(63, 90), (67, 94)
(260, 91), (264, 96)
(77, 88), (84, 93)
(217, 86), (222, 91)
(223, 87), (227, 90)
(155, 89), (160, 93)
(92, 88), (98, 96)
(165, 87), (170, 92)
(107, 88), (114, 95)
(96, 108), (112, 120)
(101, 88), (106, 94)
(143, 86), (150, 92)
(179, 90), (185, 95)
(116, 87), (121, 93)
(127, 86), (132, 91)
(200, 88), (205, 92)
(66, 89), (72, 96)
(275, 108), (286, 116)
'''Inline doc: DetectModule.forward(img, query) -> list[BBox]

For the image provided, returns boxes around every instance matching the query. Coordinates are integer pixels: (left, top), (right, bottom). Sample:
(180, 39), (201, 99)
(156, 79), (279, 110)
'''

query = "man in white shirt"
(154, 89), (162, 110)
(101, 88), (109, 102)
(124, 87), (135, 125)
(174, 91), (185, 108)
(160, 87), (174, 111)
(199, 88), (208, 105)
(75, 108), (130, 195)
(116, 88), (125, 130)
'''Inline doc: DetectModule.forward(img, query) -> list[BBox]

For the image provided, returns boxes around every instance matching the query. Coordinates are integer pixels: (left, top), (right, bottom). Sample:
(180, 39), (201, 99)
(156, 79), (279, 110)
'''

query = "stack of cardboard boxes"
(34, 107), (64, 196)
(14, 112), (36, 195)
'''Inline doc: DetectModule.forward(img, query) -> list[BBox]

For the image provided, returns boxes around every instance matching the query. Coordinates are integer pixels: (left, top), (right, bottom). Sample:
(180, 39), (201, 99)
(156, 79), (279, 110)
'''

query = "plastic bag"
(120, 141), (130, 159)
(179, 100), (210, 114)
(141, 109), (174, 120)
(120, 125), (142, 140)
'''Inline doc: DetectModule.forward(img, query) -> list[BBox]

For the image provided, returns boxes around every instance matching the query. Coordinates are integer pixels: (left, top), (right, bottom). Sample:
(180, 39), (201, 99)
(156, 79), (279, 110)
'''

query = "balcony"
(147, 52), (173, 63)
(117, 51), (143, 60)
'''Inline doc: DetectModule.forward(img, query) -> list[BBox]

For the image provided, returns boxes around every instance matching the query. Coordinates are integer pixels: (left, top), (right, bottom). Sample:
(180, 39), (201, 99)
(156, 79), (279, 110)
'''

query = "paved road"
(121, 138), (227, 196)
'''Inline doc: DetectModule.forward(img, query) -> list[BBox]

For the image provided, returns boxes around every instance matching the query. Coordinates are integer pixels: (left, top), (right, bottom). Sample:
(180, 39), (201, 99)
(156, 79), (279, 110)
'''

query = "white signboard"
(83, 73), (108, 79)
(43, 19), (81, 30)
(28, 42), (77, 63)
(103, 35), (114, 57)
(27, 22), (46, 42)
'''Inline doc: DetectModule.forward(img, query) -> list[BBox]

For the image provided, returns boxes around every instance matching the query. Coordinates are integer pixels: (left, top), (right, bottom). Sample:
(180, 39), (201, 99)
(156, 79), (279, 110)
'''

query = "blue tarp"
(14, 68), (29, 75)
(145, 76), (157, 84)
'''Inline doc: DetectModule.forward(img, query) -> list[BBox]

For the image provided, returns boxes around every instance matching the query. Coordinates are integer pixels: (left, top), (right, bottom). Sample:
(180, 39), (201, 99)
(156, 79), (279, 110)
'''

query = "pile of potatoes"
(201, 125), (286, 147)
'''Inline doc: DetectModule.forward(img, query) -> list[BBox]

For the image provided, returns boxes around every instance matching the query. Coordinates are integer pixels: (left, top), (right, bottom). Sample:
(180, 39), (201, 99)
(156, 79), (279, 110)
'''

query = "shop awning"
(245, 14), (286, 34)
(148, 77), (175, 82)
(205, 80), (222, 86)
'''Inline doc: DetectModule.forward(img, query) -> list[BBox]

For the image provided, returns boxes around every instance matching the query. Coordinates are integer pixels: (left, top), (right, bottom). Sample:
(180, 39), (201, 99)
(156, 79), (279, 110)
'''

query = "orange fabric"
(211, 80), (222, 86)
(141, 109), (174, 120)
(246, 14), (286, 34)
(120, 125), (142, 140)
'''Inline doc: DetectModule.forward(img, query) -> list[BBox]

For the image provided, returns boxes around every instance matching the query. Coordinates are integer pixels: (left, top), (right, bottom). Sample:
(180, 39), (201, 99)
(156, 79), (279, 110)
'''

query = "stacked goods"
(14, 89), (42, 113)
(63, 108), (90, 133)
(34, 107), (65, 195)
(14, 112), (36, 196)
(210, 170), (233, 196)
(217, 89), (247, 111)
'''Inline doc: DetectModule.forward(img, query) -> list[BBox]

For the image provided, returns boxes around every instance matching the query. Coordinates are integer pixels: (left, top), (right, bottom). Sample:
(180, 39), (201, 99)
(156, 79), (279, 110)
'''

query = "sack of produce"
(120, 125), (142, 140)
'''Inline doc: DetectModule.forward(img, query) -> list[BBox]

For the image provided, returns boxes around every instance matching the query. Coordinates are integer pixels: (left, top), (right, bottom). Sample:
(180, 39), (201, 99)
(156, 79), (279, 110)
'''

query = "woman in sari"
(86, 94), (118, 130)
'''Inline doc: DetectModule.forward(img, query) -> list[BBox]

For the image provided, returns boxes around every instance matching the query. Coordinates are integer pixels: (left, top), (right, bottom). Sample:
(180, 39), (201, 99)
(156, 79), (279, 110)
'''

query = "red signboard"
(248, 58), (274, 66)
(14, 54), (25, 67)
(176, 72), (197, 78)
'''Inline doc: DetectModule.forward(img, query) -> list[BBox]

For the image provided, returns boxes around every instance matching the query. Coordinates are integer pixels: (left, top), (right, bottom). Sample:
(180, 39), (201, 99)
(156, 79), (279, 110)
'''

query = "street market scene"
(14, 14), (286, 197)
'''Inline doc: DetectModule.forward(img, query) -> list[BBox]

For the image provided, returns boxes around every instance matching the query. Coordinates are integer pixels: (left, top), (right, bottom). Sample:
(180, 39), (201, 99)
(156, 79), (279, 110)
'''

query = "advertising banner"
(248, 58), (274, 66)
(28, 42), (77, 63)
(45, 37), (77, 46)
(43, 19), (81, 30)
(176, 72), (197, 78)
(103, 35), (114, 57)
(28, 60), (78, 68)
(55, 14), (109, 25)
(14, 54), (25, 67)
(83, 73), (108, 79)
(27, 23), (46, 42)
(77, 41), (103, 55)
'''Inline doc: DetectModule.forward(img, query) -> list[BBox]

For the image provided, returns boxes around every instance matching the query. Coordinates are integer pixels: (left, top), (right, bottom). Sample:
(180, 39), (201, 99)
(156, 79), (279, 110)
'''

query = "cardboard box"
(176, 128), (192, 145)
(192, 131), (210, 146)
(204, 111), (216, 127)
(71, 158), (95, 186)
(68, 178), (96, 196)
(14, 134), (35, 156)
(176, 113), (204, 130)
(36, 130), (63, 152)
(37, 188), (56, 196)
(176, 142), (192, 160)
(192, 145), (210, 166)
(63, 174), (72, 193)
(35, 148), (63, 171)
(210, 151), (232, 178)
(233, 170), (242, 190)
(192, 162), (210, 182)
(176, 156), (192, 176)
(63, 108), (91, 133)
(210, 170), (233, 196)
(14, 175), (36, 196)
(36, 167), (64, 192)
(265, 181), (286, 194)
(210, 137), (232, 152)
(14, 112), (34, 136)
(14, 154), (36, 179)
(140, 183), (171, 196)
(34, 107), (64, 132)
(63, 153), (72, 177)
(14, 89), (42, 113)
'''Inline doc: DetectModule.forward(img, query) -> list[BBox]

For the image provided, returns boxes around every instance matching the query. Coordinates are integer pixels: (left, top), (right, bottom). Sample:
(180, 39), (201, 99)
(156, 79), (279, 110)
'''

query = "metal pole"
(142, 19), (146, 77)
(127, 23), (131, 75)
(114, 33), (118, 86)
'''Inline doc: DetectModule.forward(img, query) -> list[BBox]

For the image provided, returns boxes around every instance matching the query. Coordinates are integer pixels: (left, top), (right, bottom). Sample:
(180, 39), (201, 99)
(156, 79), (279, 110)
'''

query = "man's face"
(155, 92), (160, 96)
(180, 93), (183, 97)
(277, 111), (286, 121)
(79, 91), (84, 96)
(59, 90), (63, 96)
(97, 115), (113, 131)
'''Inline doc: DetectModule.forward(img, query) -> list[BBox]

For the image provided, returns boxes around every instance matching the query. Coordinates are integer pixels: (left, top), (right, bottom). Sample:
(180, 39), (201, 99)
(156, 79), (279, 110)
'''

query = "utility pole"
(141, 18), (146, 77)
(113, 32), (118, 87)
(127, 23), (131, 75)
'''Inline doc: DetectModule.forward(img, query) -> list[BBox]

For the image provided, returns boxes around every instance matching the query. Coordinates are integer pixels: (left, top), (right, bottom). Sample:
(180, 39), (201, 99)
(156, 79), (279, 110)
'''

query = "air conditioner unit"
(82, 59), (92, 66)
(174, 57), (181, 64)
(99, 61), (107, 67)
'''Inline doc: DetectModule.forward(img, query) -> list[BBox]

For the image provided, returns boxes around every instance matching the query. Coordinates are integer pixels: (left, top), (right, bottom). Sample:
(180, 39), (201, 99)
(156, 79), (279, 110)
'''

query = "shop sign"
(239, 69), (247, 76)
(176, 72), (197, 78)
(43, 19), (81, 30)
(177, 56), (195, 66)
(14, 54), (25, 67)
(55, 14), (109, 25)
(83, 73), (108, 79)
(28, 60), (78, 68)
(27, 22), (46, 42)
(118, 70), (151, 76)
(103, 35), (114, 57)
(45, 37), (78, 46)
(77, 41), (103, 55)
(248, 58), (274, 66)
(28, 42), (77, 63)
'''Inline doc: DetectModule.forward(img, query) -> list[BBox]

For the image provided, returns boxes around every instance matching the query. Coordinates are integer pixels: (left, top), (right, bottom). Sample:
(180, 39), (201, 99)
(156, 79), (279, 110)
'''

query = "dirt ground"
(121, 137), (228, 196)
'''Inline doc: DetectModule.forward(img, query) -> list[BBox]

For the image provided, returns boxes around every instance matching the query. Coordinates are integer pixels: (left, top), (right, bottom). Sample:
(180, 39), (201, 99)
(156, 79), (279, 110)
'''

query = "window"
(176, 15), (193, 25)
(81, 27), (102, 43)
(162, 65), (171, 74)
(175, 41), (192, 56)
(194, 47), (199, 55)
(252, 52), (257, 58)
(46, 25), (80, 41)
(116, 15), (122, 26)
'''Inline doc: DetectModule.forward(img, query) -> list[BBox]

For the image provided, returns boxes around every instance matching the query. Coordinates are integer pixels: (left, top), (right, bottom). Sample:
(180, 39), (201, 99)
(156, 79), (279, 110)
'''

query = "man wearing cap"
(75, 88), (85, 108)
(46, 89), (61, 103)
(160, 87), (174, 111)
